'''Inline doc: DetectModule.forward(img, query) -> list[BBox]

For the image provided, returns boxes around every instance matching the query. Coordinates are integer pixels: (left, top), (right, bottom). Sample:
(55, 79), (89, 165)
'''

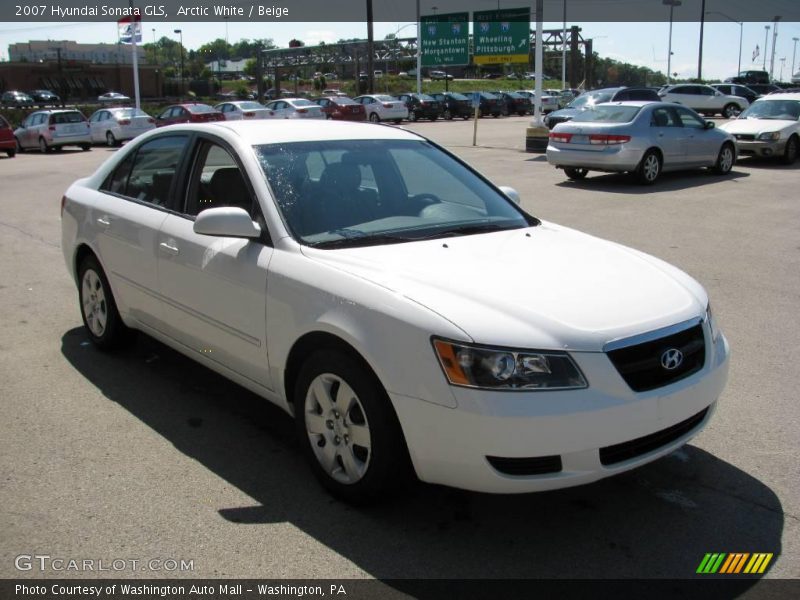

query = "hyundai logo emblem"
(660, 348), (684, 370)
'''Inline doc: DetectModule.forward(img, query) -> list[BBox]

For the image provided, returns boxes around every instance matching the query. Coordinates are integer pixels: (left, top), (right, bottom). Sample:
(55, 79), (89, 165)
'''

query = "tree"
(288, 39), (304, 48)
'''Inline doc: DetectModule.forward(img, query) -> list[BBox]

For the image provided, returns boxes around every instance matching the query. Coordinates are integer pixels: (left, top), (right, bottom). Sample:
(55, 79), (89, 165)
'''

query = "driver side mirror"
(499, 186), (521, 204)
(193, 207), (261, 239)
(704, 120), (715, 130)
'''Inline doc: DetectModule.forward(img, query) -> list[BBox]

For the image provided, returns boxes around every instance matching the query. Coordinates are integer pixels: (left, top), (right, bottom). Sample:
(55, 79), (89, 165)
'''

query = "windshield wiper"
(413, 222), (523, 240)
(308, 233), (412, 249)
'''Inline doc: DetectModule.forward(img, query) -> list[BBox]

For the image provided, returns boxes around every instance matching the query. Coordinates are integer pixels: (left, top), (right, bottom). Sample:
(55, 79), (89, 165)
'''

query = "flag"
(752, 45), (759, 62)
(119, 16), (142, 45)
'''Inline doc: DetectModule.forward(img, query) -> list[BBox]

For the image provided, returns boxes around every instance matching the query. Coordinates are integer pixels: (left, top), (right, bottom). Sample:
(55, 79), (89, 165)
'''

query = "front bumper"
(391, 329), (729, 494)
(735, 138), (786, 157)
(546, 143), (645, 172)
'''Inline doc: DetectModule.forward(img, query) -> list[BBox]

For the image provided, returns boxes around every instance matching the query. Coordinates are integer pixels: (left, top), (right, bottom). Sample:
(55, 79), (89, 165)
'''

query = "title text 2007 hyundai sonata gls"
(61, 120), (729, 502)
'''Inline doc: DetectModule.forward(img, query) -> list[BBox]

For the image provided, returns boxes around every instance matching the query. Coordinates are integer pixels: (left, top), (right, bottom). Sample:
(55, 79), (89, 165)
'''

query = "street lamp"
(792, 38), (799, 82)
(779, 57), (785, 82)
(763, 26), (770, 70)
(663, 0), (681, 84)
(151, 28), (157, 64)
(174, 29), (184, 92)
(706, 11), (743, 77)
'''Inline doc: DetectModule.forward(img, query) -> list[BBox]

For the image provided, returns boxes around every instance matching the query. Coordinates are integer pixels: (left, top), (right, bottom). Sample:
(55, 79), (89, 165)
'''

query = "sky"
(1, 20), (799, 81)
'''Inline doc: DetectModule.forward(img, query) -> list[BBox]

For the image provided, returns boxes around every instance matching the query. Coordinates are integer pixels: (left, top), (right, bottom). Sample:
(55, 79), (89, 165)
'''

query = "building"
(205, 59), (250, 79)
(9, 40), (145, 65)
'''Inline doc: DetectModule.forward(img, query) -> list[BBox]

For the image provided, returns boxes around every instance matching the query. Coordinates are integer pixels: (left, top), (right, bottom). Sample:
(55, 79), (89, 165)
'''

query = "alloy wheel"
(81, 269), (108, 338)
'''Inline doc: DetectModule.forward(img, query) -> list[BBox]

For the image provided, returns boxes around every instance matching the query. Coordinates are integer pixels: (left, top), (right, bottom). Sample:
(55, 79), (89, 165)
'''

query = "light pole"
(561, 0), (567, 91)
(663, 0), (681, 84)
(792, 38), (799, 82)
(763, 26), (770, 70)
(174, 29), (184, 93)
(769, 17), (780, 81)
(151, 28), (156, 65)
(779, 57), (785, 82)
(706, 11), (742, 77)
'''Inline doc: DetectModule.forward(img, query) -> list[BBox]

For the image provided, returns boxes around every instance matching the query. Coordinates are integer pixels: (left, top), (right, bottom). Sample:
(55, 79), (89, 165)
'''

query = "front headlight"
(757, 131), (781, 141)
(706, 303), (720, 342)
(432, 338), (588, 391)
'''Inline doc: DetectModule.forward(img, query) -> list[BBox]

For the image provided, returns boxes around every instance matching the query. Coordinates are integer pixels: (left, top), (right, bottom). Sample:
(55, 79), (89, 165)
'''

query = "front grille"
(607, 324), (705, 392)
(735, 134), (756, 141)
(487, 454), (563, 476)
(599, 407), (709, 466)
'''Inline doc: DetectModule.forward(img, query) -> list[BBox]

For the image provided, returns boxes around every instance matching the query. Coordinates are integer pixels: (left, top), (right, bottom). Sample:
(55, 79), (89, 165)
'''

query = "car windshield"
(571, 105), (642, 123)
(334, 97), (357, 105)
(416, 94), (435, 101)
(505, 92), (525, 99)
(291, 99), (315, 107)
(188, 104), (214, 113)
(254, 139), (533, 248)
(51, 112), (84, 124)
(238, 101), (265, 110)
(114, 108), (148, 117)
(568, 92), (613, 109)
(448, 93), (469, 100)
(738, 99), (800, 120)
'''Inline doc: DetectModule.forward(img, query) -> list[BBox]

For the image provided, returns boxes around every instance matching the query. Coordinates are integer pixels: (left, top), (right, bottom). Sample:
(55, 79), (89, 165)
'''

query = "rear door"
(156, 136), (272, 387)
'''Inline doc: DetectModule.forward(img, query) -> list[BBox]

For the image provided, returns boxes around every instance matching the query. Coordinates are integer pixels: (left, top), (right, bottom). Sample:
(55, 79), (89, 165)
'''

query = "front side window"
(184, 142), (254, 217)
(675, 106), (706, 129)
(101, 135), (189, 206)
(254, 139), (533, 247)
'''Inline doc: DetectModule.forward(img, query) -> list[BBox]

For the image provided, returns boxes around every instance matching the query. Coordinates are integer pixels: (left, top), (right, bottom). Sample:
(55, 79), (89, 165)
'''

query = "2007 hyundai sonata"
(61, 120), (729, 502)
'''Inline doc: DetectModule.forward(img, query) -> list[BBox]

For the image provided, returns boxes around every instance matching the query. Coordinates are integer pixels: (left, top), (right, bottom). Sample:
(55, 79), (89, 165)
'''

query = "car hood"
(720, 118), (797, 134)
(301, 222), (706, 351)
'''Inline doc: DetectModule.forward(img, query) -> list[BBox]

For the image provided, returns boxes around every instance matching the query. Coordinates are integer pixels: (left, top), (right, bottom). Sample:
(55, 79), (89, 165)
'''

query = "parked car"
(546, 101), (737, 185)
(516, 90), (559, 113)
(322, 72), (338, 80)
(214, 101), (271, 120)
(725, 70), (770, 85)
(156, 103), (225, 127)
(265, 88), (292, 100)
(482, 72), (503, 79)
(1, 90), (34, 107)
(711, 83), (760, 105)
(497, 92), (532, 116)
(314, 96), (366, 121)
(322, 89), (348, 97)
(352, 94), (408, 123)
(264, 98), (325, 120)
(430, 70), (454, 81)
(396, 93), (442, 121)
(470, 91), (503, 118)
(88, 107), (156, 146)
(545, 87), (660, 129)
(14, 109), (91, 153)
(0, 115), (17, 157)
(748, 84), (783, 96)
(719, 93), (800, 164)
(61, 119), (730, 502)
(97, 92), (131, 103)
(27, 89), (61, 106)
(430, 92), (473, 120)
(658, 84), (749, 118)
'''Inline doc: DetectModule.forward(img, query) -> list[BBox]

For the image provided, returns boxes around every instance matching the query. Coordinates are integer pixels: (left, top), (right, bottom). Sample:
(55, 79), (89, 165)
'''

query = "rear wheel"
(636, 150), (662, 185)
(81, 144), (91, 152)
(294, 350), (410, 503)
(15, 137), (24, 153)
(105, 131), (117, 146)
(721, 103), (739, 119)
(713, 143), (735, 174)
(78, 254), (132, 350)
(6, 149), (16, 158)
(782, 135), (798, 165)
(39, 137), (50, 154)
(369, 112), (380, 123)
(408, 111), (417, 122)
(444, 109), (452, 120)
(564, 167), (588, 180)
(393, 119), (402, 124)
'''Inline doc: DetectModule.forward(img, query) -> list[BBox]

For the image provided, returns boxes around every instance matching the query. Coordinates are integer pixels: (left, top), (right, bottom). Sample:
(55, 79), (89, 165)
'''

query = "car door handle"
(158, 242), (180, 255)
(96, 217), (111, 228)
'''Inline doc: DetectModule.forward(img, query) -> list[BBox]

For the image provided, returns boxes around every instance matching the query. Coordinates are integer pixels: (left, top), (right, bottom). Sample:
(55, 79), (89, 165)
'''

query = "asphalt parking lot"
(1, 115), (798, 584)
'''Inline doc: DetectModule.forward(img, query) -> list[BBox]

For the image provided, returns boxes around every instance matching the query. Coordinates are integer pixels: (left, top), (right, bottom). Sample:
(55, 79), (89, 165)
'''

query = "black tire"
(722, 103), (739, 119)
(77, 254), (133, 350)
(713, 142), (735, 175)
(408, 111), (417, 122)
(6, 149), (15, 158)
(636, 149), (662, 185)
(39, 137), (51, 154)
(782, 135), (798, 165)
(517, 111), (526, 116)
(369, 112), (380, 123)
(492, 112), (500, 118)
(81, 144), (91, 152)
(326, 114), (332, 120)
(15, 137), (24, 153)
(393, 119), (402, 124)
(106, 131), (117, 146)
(294, 349), (410, 504)
(501, 106), (509, 117)
(564, 167), (588, 180)
(443, 109), (452, 120)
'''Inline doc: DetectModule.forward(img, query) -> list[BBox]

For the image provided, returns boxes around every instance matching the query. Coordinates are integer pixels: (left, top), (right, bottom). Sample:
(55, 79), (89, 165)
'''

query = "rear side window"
(101, 135), (189, 207)
(50, 112), (84, 124)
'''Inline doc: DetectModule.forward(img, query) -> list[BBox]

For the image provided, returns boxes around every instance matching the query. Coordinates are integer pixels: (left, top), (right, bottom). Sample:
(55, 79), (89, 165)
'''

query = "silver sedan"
(546, 101), (737, 184)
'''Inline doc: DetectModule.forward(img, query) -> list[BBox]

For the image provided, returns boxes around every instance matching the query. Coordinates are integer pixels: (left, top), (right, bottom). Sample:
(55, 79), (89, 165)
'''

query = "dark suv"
(396, 93), (442, 121)
(430, 92), (473, 120)
(497, 92), (532, 116)
(470, 92), (503, 118)
(544, 86), (660, 129)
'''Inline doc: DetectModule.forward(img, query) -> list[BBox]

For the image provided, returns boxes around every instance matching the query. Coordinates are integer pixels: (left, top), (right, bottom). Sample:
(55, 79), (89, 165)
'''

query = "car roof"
(165, 119), (423, 145)
(754, 92), (800, 100)
(596, 101), (670, 108)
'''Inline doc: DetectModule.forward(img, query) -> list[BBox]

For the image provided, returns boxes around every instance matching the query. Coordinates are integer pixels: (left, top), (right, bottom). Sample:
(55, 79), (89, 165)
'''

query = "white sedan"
(264, 98), (324, 119)
(61, 120), (729, 502)
(88, 107), (156, 146)
(352, 95), (409, 123)
(719, 93), (800, 164)
(97, 92), (131, 103)
(214, 100), (272, 120)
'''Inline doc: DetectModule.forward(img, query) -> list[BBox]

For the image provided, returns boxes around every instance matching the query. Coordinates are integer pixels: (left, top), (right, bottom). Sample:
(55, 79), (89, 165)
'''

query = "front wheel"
(443, 109), (452, 120)
(15, 137), (24, 153)
(81, 144), (91, 152)
(713, 143), (735, 174)
(77, 255), (132, 350)
(294, 350), (410, 503)
(564, 167), (588, 180)
(782, 135), (798, 165)
(722, 103), (739, 119)
(6, 148), (16, 158)
(636, 150), (662, 185)
(393, 119), (402, 124)
(408, 111), (417, 122)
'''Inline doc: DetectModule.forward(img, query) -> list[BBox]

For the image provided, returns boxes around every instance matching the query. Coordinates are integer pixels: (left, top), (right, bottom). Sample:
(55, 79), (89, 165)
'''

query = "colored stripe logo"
(697, 553), (774, 574)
